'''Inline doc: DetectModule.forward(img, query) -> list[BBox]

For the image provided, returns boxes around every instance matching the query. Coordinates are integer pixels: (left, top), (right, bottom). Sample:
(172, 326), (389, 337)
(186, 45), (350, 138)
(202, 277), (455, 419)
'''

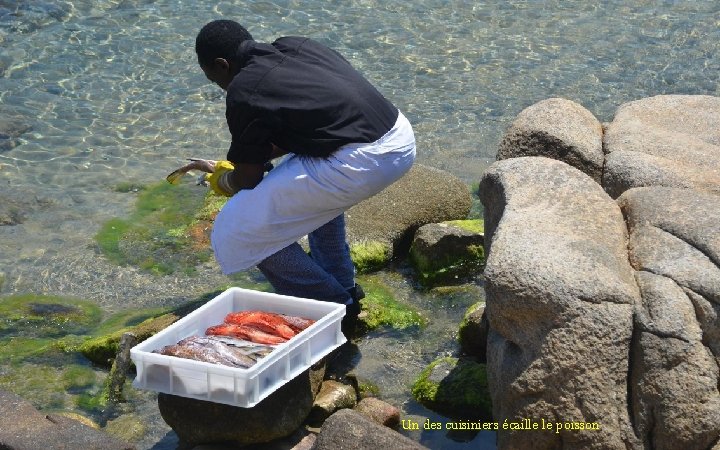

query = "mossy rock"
(356, 275), (426, 331)
(0, 294), (102, 339)
(444, 218), (484, 234)
(458, 302), (488, 360)
(104, 413), (147, 442)
(0, 336), (57, 364)
(411, 357), (491, 420)
(79, 311), (181, 367)
(350, 241), (391, 274)
(0, 362), (106, 412)
(410, 220), (485, 287)
(78, 294), (216, 367)
(96, 182), (227, 275)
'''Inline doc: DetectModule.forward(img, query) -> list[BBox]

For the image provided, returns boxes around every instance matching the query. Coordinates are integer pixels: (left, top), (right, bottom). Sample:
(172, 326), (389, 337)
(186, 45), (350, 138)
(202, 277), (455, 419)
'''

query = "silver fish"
(157, 336), (257, 368)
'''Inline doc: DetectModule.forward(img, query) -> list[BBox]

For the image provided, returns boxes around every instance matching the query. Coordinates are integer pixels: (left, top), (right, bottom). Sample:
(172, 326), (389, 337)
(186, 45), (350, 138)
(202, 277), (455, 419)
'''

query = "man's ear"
(213, 58), (231, 73)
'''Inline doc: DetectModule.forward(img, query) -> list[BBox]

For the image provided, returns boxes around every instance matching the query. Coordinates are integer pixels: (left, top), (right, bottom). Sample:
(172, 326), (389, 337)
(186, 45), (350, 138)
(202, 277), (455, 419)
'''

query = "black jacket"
(225, 37), (399, 164)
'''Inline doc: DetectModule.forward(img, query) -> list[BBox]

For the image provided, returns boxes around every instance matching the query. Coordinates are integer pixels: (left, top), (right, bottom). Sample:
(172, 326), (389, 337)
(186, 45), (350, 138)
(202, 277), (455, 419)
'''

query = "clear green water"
(0, 1), (718, 448)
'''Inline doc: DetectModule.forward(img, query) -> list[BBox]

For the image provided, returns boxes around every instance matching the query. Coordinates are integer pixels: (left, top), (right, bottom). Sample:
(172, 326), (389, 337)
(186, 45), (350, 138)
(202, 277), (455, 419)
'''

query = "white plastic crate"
(130, 287), (346, 407)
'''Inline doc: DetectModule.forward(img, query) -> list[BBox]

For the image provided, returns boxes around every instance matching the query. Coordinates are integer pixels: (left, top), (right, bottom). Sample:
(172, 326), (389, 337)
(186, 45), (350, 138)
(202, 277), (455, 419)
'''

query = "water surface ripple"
(0, 1), (718, 449)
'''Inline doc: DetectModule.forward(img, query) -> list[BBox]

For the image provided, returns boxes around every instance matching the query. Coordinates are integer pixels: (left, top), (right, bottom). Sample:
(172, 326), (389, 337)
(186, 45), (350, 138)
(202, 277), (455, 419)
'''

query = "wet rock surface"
(157, 362), (325, 448)
(409, 221), (484, 287)
(314, 408), (429, 450)
(0, 389), (135, 450)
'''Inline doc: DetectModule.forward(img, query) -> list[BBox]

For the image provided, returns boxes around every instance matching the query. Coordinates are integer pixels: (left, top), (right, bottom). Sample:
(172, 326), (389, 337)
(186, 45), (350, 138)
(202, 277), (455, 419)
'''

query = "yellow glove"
(205, 160), (236, 197)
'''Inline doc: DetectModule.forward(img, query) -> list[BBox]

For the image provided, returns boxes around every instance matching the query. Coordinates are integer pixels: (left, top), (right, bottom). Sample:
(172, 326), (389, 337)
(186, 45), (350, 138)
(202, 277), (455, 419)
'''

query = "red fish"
(206, 323), (288, 345)
(224, 311), (298, 340)
(279, 314), (315, 332)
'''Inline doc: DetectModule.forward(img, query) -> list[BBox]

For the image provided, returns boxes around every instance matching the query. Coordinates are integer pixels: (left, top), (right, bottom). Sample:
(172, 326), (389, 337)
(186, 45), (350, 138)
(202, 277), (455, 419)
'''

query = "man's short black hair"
(195, 20), (253, 67)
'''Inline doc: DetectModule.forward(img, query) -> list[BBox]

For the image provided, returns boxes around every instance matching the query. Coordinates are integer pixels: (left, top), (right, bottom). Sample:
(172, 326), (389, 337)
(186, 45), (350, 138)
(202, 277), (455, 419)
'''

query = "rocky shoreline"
(1, 94), (717, 449)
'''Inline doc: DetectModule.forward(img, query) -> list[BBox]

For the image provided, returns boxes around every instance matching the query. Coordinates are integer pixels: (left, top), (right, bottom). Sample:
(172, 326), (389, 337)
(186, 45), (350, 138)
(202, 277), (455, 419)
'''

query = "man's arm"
(226, 162), (265, 191)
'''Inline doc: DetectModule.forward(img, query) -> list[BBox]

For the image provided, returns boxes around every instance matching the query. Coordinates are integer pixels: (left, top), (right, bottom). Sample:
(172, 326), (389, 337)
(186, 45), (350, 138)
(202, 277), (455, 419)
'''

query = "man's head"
(195, 20), (253, 90)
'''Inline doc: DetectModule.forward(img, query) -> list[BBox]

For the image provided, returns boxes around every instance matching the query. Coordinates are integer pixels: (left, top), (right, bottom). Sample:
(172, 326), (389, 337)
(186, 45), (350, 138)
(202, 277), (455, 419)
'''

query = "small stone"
(307, 380), (357, 426)
(355, 397), (401, 428)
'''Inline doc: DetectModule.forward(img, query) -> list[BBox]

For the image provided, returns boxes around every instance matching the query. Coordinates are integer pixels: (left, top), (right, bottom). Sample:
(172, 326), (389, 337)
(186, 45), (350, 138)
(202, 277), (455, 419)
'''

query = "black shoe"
(341, 284), (365, 336)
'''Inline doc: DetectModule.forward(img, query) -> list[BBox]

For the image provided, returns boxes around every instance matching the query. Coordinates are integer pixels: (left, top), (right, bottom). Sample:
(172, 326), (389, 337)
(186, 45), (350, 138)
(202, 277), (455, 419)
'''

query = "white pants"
(211, 111), (416, 274)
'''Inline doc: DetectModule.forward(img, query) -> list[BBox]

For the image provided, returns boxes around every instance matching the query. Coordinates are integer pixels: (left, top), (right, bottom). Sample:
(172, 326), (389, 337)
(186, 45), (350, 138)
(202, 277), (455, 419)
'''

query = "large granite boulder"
(619, 187), (720, 449)
(313, 408), (428, 450)
(157, 362), (325, 448)
(345, 163), (472, 272)
(0, 389), (135, 450)
(496, 98), (604, 182)
(603, 95), (720, 198)
(479, 157), (641, 449)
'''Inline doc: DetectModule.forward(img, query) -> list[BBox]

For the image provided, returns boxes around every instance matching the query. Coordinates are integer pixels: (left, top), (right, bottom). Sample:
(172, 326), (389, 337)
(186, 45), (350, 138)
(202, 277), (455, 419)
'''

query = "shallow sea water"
(0, 1), (718, 449)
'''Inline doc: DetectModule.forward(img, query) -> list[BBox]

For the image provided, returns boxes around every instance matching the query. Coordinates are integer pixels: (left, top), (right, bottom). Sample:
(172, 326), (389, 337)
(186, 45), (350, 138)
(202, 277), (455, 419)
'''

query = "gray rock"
(603, 95), (720, 197)
(618, 187), (720, 447)
(158, 362), (325, 448)
(354, 397), (400, 428)
(630, 271), (720, 450)
(497, 98), (604, 182)
(314, 408), (428, 450)
(618, 187), (720, 306)
(458, 302), (487, 361)
(409, 222), (484, 287)
(346, 163), (472, 266)
(0, 389), (135, 450)
(307, 380), (357, 426)
(479, 156), (641, 449)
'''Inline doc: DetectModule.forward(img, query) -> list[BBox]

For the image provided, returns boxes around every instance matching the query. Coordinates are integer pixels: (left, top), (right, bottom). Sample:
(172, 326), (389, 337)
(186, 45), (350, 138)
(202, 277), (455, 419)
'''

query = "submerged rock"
(356, 275), (426, 332)
(0, 389), (135, 450)
(409, 219), (484, 287)
(0, 117), (32, 152)
(411, 357), (491, 420)
(0, 293), (102, 339)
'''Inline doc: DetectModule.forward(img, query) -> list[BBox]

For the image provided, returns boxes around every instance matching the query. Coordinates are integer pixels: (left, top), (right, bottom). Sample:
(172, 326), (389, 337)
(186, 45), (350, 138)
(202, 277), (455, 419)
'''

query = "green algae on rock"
(0, 294), (102, 339)
(104, 413), (147, 443)
(409, 219), (485, 288)
(96, 181), (226, 275)
(350, 241), (391, 274)
(458, 302), (488, 361)
(0, 361), (106, 412)
(356, 275), (426, 331)
(80, 309), (184, 367)
(411, 357), (491, 420)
